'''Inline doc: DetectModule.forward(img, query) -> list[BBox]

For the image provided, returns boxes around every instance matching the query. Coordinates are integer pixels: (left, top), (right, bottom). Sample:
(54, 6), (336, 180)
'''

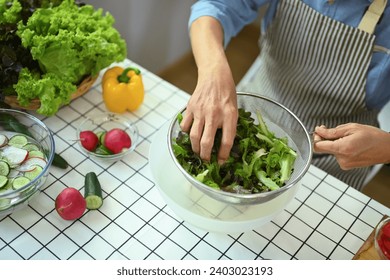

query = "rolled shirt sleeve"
(189, 0), (268, 47)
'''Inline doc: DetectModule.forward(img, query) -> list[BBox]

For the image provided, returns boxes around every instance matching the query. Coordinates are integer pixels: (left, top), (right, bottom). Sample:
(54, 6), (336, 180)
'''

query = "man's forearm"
(189, 16), (231, 81)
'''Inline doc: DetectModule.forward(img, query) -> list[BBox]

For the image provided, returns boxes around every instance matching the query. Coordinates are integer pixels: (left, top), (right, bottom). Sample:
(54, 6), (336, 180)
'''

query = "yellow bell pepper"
(102, 66), (144, 113)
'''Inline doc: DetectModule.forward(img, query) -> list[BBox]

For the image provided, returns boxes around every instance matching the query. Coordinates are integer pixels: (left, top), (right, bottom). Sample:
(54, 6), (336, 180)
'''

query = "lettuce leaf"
(0, 0), (22, 25)
(14, 67), (77, 115)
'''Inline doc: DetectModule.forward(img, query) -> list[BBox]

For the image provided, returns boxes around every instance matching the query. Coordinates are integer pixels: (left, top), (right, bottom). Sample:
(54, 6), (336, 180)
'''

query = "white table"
(1, 59), (389, 260)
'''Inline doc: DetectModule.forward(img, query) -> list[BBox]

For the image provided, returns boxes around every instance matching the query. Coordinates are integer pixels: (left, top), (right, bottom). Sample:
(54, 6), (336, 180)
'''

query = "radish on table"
(55, 171), (103, 220)
(55, 187), (86, 220)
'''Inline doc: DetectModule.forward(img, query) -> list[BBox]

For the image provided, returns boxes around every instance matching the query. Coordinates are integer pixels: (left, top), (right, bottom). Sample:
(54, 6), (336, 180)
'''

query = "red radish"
(377, 221), (390, 259)
(0, 135), (8, 148)
(1, 146), (28, 165)
(104, 128), (131, 154)
(16, 164), (37, 172)
(80, 130), (99, 151)
(55, 187), (86, 220)
(18, 157), (47, 171)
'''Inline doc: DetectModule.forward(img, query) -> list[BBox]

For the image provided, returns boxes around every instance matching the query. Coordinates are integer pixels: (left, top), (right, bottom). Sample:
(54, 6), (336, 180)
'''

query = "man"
(181, 0), (390, 189)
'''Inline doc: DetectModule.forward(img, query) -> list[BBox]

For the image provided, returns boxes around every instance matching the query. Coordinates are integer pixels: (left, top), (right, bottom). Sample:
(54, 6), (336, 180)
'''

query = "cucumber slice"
(28, 150), (45, 158)
(24, 165), (43, 180)
(94, 145), (112, 155)
(0, 175), (8, 189)
(84, 172), (103, 210)
(2, 178), (14, 190)
(96, 131), (106, 145)
(12, 176), (31, 190)
(23, 143), (40, 152)
(8, 135), (28, 148)
(0, 160), (10, 176)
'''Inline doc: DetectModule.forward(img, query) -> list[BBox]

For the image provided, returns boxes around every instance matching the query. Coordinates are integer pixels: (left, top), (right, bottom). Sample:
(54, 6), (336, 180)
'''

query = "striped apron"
(240, 0), (387, 190)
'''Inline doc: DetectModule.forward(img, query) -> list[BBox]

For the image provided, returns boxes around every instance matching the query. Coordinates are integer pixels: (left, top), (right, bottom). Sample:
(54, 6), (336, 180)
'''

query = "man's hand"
(180, 68), (237, 164)
(314, 123), (390, 169)
(181, 16), (238, 164)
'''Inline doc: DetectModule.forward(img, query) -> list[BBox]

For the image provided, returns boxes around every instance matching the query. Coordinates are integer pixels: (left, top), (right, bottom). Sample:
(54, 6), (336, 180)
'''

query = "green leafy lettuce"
(14, 67), (77, 115)
(12, 0), (127, 115)
(173, 109), (297, 194)
(0, 0), (22, 25)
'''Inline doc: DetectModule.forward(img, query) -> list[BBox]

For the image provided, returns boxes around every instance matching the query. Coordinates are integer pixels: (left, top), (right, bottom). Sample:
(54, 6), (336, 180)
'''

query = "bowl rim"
(167, 92), (313, 204)
(76, 112), (139, 159)
(0, 108), (55, 197)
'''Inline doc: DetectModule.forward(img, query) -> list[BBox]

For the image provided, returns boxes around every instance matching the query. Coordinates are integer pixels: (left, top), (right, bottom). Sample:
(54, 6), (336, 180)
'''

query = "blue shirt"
(189, 0), (390, 110)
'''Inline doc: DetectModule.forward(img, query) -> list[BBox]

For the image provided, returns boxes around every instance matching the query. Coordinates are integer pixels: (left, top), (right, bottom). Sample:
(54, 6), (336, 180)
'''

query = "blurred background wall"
(85, 0), (196, 73)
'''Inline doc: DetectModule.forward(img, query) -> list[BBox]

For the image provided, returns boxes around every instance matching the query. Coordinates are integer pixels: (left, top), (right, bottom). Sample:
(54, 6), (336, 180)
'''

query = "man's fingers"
(314, 140), (339, 154)
(199, 122), (217, 162)
(217, 115), (237, 164)
(180, 111), (193, 133)
(315, 125), (348, 140)
(189, 118), (204, 155)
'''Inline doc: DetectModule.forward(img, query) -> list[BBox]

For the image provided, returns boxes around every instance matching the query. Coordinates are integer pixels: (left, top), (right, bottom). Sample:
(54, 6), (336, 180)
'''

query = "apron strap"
(358, 0), (387, 34)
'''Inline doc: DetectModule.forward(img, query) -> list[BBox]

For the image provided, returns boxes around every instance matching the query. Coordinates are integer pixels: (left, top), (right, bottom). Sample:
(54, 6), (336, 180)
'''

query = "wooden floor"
(158, 24), (390, 208)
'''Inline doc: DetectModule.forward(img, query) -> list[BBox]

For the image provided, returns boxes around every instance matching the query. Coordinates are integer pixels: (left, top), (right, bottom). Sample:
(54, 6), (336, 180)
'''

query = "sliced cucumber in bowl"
(0, 175), (8, 189)
(0, 160), (10, 176)
(23, 143), (40, 152)
(8, 135), (28, 148)
(24, 165), (43, 180)
(12, 176), (31, 190)
(28, 150), (45, 158)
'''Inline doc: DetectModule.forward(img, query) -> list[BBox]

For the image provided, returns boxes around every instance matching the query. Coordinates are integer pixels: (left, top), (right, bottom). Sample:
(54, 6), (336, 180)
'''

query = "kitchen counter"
(1, 59), (389, 260)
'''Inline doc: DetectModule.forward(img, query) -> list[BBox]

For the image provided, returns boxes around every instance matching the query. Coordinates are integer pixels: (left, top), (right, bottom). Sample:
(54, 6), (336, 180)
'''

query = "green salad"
(172, 108), (297, 194)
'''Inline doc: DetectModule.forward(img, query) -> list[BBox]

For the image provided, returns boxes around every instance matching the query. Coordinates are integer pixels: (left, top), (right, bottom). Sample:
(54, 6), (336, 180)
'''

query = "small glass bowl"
(76, 113), (139, 162)
(374, 217), (390, 260)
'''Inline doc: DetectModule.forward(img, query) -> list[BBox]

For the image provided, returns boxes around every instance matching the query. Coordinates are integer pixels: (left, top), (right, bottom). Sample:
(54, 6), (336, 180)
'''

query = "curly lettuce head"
(12, 0), (127, 115)
(17, 0), (127, 84)
(0, 0), (22, 25)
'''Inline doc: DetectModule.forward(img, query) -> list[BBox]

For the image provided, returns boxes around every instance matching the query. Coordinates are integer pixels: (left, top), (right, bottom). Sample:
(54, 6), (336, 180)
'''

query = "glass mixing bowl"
(0, 109), (55, 217)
